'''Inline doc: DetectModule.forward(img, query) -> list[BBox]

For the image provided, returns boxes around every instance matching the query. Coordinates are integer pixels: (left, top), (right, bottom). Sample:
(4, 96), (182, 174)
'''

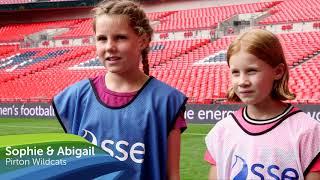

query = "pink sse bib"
(205, 106), (320, 179)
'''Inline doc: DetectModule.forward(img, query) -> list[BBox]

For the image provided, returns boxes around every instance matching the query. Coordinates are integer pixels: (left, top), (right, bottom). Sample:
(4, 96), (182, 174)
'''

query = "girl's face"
(229, 50), (283, 105)
(95, 14), (147, 75)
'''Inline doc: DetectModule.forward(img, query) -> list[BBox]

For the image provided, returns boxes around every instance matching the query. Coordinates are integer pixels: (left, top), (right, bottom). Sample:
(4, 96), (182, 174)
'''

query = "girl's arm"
(208, 166), (217, 180)
(167, 128), (181, 180)
(305, 172), (320, 180)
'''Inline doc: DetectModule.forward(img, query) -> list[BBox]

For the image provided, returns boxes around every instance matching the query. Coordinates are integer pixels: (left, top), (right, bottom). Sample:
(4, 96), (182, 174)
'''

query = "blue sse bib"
(53, 77), (187, 180)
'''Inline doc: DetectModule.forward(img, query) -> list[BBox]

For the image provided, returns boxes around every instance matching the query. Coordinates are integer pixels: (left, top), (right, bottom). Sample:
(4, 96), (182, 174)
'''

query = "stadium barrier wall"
(186, 104), (320, 123)
(0, 103), (319, 123)
(0, 103), (55, 119)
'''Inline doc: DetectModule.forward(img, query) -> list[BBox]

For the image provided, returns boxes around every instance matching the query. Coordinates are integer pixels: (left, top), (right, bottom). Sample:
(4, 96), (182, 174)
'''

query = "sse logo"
(82, 129), (145, 164)
(232, 155), (299, 180)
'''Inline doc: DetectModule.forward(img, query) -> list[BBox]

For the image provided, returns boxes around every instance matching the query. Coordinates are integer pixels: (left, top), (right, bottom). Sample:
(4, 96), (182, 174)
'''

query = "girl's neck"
(104, 70), (149, 93)
(246, 99), (288, 120)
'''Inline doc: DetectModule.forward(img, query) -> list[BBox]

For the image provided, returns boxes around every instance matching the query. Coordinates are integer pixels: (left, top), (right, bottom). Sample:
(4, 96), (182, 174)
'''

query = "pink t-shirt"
(204, 105), (320, 172)
(92, 75), (187, 132)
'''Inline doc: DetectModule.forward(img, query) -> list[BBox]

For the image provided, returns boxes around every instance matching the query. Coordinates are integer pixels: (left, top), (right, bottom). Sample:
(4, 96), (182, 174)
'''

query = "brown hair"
(92, 0), (153, 75)
(226, 29), (295, 102)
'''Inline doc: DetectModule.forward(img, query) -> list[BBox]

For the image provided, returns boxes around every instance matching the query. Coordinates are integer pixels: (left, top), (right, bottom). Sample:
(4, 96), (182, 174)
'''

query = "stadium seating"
(150, 31), (320, 103)
(47, 1), (278, 35)
(290, 55), (320, 102)
(279, 31), (320, 67)
(149, 39), (210, 67)
(0, 45), (18, 58)
(0, 19), (84, 42)
(1, 31), (319, 103)
(147, 11), (177, 21)
(154, 2), (277, 32)
(0, 46), (97, 102)
(53, 18), (93, 39)
(259, 0), (320, 24)
(0, 46), (94, 82)
(0, 0), (320, 104)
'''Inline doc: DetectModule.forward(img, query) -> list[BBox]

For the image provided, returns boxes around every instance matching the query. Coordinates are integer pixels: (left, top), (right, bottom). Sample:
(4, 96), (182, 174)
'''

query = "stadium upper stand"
(259, 0), (320, 24)
(0, 19), (83, 42)
(154, 2), (278, 32)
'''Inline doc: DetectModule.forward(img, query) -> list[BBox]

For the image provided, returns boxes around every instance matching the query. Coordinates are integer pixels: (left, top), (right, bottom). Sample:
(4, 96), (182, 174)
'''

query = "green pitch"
(0, 118), (213, 180)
